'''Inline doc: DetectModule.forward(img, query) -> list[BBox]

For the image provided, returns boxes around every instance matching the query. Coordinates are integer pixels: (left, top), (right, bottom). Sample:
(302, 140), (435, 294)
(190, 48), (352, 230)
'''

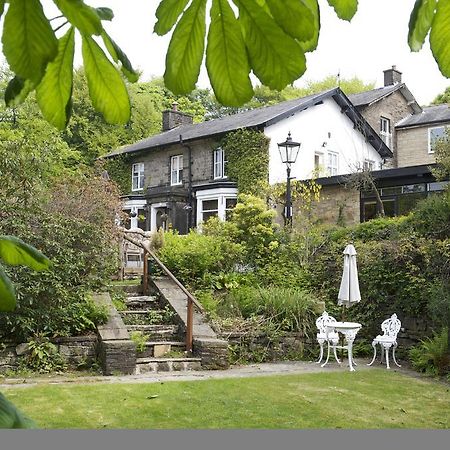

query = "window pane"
(428, 181), (448, 192)
(203, 211), (218, 222)
(380, 186), (402, 196)
(398, 193), (427, 215)
(226, 198), (237, 209)
(402, 184), (426, 194)
(363, 201), (377, 221)
(202, 199), (219, 211)
(382, 199), (396, 217)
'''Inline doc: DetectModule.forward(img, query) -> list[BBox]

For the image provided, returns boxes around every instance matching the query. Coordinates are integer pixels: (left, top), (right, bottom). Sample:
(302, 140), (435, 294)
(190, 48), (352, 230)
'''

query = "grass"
(2, 369), (449, 429)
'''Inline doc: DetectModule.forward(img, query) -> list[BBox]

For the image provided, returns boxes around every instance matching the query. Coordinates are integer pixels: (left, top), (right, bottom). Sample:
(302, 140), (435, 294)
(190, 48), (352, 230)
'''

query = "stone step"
(107, 284), (142, 295)
(125, 295), (158, 303)
(135, 357), (202, 373)
(135, 340), (186, 358)
(127, 324), (180, 340)
(120, 309), (161, 315)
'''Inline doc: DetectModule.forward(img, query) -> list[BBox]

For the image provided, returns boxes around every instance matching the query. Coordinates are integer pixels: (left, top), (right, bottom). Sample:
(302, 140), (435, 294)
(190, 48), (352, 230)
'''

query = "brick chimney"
(162, 102), (194, 131)
(383, 65), (402, 86)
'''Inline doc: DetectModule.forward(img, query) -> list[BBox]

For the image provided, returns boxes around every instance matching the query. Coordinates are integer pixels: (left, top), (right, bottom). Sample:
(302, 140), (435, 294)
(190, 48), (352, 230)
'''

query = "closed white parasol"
(338, 244), (361, 308)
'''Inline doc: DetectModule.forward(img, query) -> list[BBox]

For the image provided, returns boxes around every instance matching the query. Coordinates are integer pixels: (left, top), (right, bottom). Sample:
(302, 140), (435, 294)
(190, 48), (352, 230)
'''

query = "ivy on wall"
(104, 154), (132, 195)
(221, 129), (270, 197)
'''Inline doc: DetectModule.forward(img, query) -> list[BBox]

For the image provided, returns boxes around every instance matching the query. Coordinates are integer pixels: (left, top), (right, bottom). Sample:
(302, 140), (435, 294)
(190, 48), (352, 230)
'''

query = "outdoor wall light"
(277, 132), (301, 226)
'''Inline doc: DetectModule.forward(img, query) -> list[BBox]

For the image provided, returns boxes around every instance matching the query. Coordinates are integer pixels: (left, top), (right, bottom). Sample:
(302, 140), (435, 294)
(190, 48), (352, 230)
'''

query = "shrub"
(407, 190), (450, 239)
(229, 286), (318, 335)
(409, 328), (450, 376)
(158, 230), (243, 288)
(0, 173), (118, 341)
(20, 334), (67, 374)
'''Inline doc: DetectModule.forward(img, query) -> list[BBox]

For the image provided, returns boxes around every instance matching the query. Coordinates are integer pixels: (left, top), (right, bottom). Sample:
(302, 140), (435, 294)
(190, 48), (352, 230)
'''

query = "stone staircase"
(118, 286), (202, 373)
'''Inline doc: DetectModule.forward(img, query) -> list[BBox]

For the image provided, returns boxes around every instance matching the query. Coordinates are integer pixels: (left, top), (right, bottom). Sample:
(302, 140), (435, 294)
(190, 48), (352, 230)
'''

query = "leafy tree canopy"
(432, 86), (450, 105)
(0, 0), (448, 128)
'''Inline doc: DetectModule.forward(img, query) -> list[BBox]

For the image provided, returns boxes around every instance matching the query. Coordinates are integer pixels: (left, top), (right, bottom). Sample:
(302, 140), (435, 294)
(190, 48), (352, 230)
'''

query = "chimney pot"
(172, 101), (178, 111)
(383, 66), (402, 86)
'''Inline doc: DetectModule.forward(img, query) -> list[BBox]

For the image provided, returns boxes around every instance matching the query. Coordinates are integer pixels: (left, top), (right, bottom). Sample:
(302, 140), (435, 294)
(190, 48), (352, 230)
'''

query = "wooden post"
(143, 249), (148, 295)
(186, 297), (193, 353)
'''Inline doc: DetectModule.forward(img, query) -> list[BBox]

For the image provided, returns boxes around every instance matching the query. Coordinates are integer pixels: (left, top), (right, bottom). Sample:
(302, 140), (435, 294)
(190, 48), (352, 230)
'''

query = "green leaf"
(265, 0), (315, 42)
(430, 0), (450, 77)
(164, 0), (207, 95)
(0, 393), (35, 428)
(206, 0), (253, 106)
(36, 27), (75, 130)
(0, 236), (50, 271)
(4, 76), (35, 107)
(0, 264), (16, 312)
(154, 0), (190, 36)
(235, 0), (306, 91)
(53, 0), (103, 35)
(2, 0), (58, 84)
(102, 31), (139, 83)
(82, 34), (131, 124)
(96, 7), (114, 21)
(408, 0), (437, 51)
(299, 0), (320, 53)
(327, 0), (358, 21)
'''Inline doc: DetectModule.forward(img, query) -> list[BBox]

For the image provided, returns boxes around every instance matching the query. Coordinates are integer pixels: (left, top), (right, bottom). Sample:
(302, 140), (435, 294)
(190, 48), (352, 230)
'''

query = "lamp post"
(277, 132), (301, 226)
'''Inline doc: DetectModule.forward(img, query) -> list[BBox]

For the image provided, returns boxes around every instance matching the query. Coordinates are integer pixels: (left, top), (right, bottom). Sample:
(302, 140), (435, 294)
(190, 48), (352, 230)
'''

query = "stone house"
(312, 66), (449, 225)
(105, 88), (392, 240)
(105, 67), (449, 262)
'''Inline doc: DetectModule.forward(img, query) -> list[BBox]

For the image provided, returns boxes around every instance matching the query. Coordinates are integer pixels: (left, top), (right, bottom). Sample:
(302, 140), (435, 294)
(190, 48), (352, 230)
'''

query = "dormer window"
(132, 163), (145, 191)
(380, 117), (392, 148)
(213, 148), (227, 179)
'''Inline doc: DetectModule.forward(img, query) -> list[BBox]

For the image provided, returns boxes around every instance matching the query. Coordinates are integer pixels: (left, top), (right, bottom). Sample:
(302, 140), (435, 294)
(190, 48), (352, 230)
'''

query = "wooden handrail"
(121, 230), (203, 353)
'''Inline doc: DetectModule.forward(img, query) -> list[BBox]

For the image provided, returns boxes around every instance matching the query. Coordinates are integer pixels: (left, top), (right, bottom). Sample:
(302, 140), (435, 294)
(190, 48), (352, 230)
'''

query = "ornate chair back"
(380, 313), (401, 340)
(316, 311), (337, 334)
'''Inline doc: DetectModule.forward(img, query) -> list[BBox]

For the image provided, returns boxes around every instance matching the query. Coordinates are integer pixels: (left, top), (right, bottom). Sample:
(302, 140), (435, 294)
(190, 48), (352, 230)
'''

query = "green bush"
(158, 230), (243, 288)
(409, 328), (450, 376)
(0, 204), (113, 341)
(19, 334), (67, 374)
(229, 286), (318, 335)
(408, 190), (450, 239)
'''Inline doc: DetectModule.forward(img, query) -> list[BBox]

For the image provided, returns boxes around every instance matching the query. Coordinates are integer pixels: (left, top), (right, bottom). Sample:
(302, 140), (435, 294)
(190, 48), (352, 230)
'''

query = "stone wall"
(309, 184), (360, 226)
(131, 138), (221, 191)
(396, 126), (439, 168)
(0, 335), (98, 374)
(358, 90), (415, 168)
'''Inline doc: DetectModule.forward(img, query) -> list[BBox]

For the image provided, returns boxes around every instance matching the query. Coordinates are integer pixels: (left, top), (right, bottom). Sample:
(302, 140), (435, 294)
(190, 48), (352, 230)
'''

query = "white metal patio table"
(321, 322), (362, 372)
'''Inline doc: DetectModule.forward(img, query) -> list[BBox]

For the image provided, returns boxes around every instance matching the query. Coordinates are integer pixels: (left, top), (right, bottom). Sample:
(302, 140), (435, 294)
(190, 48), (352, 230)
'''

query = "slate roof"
(348, 83), (422, 114)
(396, 104), (450, 128)
(105, 87), (392, 159)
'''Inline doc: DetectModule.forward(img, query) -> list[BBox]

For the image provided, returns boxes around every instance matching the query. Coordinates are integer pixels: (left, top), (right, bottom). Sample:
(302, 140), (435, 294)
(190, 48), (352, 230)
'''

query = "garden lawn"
(3, 369), (449, 429)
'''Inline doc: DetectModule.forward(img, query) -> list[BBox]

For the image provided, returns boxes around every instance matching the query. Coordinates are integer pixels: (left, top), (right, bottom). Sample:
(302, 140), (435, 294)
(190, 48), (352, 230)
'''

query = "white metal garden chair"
(367, 313), (402, 369)
(315, 311), (340, 364)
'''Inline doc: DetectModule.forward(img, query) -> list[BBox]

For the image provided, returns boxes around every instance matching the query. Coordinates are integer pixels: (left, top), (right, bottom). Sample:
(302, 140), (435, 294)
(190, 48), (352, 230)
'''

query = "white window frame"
(363, 159), (375, 172)
(213, 148), (227, 179)
(170, 155), (183, 186)
(428, 126), (448, 154)
(314, 151), (324, 174)
(327, 151), (339, 176)
(131, 162), (145, 191)
(380, 117), (392, 148)
(195, 188), (238, 226)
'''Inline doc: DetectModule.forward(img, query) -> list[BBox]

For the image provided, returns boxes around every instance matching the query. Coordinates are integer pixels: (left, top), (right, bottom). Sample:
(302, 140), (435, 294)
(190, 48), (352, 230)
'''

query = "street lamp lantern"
(277, 132), (301, 226)
(278, 132), (301, 167)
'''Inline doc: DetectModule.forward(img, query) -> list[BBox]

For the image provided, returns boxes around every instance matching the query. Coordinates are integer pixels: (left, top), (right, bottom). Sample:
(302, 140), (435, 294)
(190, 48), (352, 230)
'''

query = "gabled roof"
(105, 87), (392, 159)
(396, 104), (450, 128)
(348, 83), (422, 114)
